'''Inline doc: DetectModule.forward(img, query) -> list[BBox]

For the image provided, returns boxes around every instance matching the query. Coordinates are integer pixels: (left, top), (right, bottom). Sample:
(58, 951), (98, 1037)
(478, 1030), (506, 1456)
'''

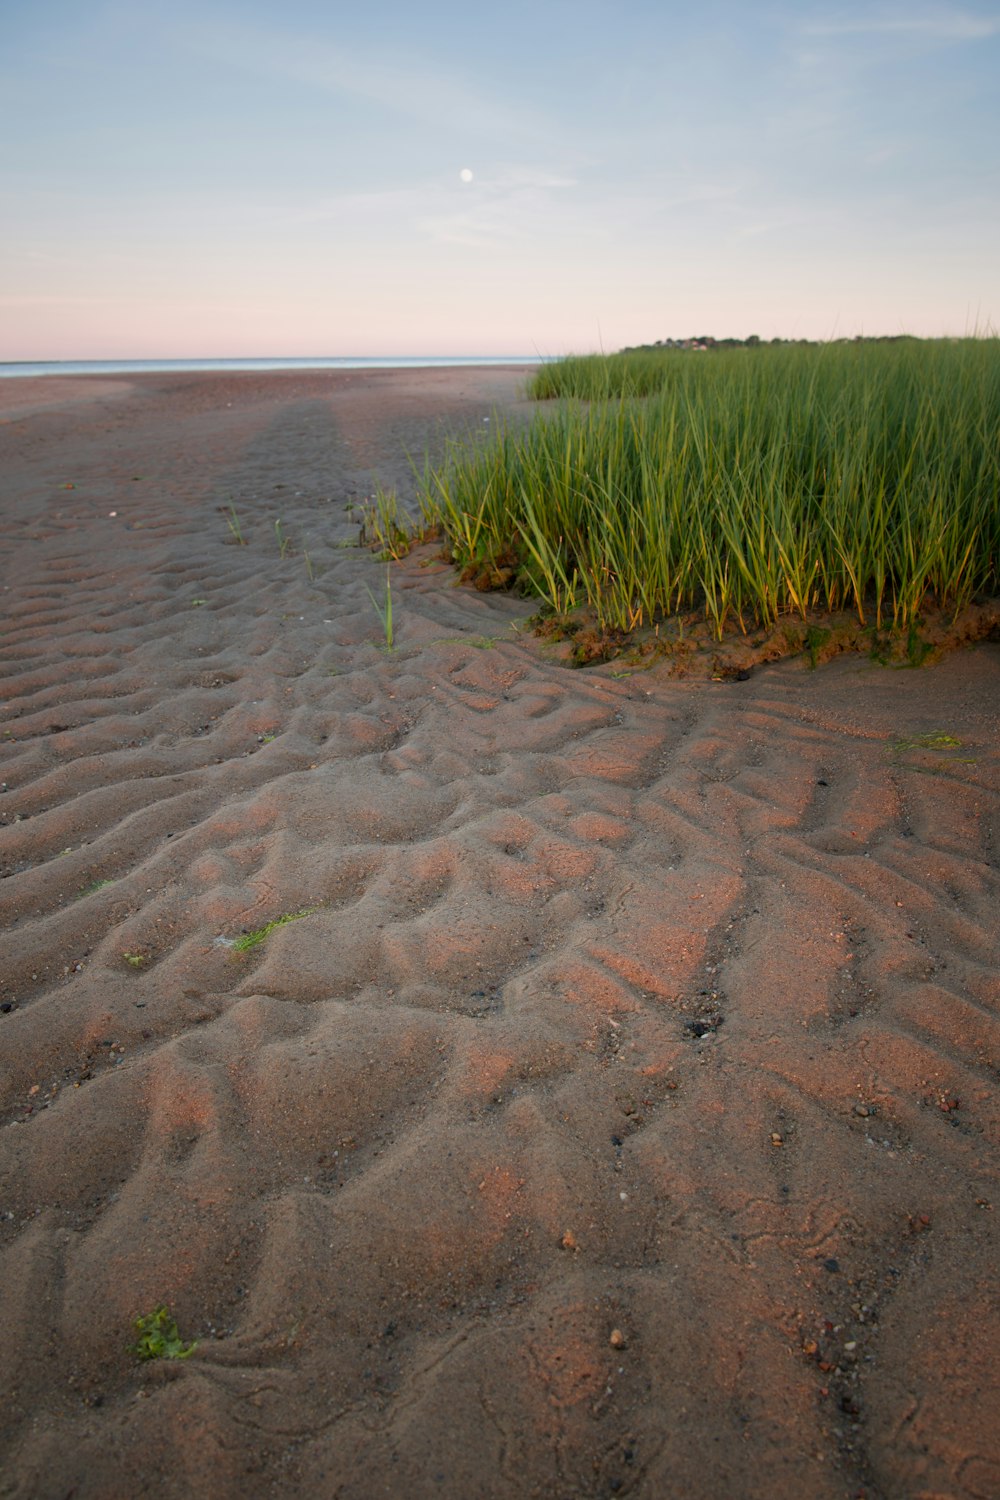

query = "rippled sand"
(1, 368), (998, 1500)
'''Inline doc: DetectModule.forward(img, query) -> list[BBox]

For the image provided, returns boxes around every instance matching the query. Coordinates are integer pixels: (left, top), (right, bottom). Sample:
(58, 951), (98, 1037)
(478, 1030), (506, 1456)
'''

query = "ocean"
(0, 355), (543, 379)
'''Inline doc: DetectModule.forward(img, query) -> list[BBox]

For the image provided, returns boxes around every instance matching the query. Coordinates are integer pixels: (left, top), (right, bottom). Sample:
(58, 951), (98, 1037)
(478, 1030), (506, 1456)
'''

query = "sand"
(1, 366), (998, 1500)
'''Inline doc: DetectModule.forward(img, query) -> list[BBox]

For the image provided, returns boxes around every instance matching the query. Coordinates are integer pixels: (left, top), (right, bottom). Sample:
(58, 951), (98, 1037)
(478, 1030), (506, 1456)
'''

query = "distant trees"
(623, 334), (765, 353)
(620, 332), (930, 355)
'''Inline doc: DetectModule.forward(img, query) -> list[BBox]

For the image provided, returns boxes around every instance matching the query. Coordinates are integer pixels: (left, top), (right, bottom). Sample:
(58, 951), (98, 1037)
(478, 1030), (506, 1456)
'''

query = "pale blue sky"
(3, 1), (998, 358)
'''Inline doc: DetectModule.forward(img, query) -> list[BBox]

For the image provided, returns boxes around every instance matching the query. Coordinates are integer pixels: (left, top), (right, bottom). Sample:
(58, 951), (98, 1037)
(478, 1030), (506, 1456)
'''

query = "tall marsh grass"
(528, 348), (692, 401)
(420, 340), (999, 642)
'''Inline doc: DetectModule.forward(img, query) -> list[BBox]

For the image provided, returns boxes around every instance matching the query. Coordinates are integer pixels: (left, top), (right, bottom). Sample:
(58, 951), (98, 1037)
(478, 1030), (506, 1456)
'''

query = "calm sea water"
(0, 355), (542, 380)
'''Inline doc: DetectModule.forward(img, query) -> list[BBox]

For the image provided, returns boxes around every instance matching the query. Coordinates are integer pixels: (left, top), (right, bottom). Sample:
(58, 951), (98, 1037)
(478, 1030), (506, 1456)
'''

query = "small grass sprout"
(131, 1306), (197, 1361)
(232, 908), (314, 953)
(226, 505), (246, 545)
(365, 567), (394, 649)
(275, 519), (291, 558)
(123, 952), (148, 968)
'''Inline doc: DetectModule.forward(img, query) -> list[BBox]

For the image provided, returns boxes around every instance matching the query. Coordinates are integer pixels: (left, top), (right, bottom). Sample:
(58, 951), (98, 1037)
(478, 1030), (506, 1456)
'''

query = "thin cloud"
(489, 167), (578, 192)
(151, 11), (553, 144)
(800, 7), (1000, 40)
(293, 166), (579, 252)
(63, 163), (580, 258)
(419, 187), (570, 252)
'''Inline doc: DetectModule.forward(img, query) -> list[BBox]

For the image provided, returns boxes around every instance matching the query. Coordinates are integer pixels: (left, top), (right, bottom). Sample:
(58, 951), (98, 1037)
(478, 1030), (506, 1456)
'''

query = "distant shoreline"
(0, 355), (543, 380)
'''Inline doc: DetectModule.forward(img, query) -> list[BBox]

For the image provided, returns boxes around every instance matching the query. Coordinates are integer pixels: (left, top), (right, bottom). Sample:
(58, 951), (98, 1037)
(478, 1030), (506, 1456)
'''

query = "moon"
(459, 167), (474, 183)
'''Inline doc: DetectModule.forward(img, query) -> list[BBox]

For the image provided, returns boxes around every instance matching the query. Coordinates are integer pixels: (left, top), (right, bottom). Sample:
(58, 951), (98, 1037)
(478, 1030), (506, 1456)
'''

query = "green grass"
(432, 633), (503, 649)
(805, 625), (832, 669)
(529, 347), (704, 401)
(365, 567), (394, 649)
(415, 339), (999, 649)
(360, 486), (427, 560)
(226, 505), (246, 545)
(231, 908), (314, 952)
(131, 1306), (197, 1361)
(889, 729), (976, 770)
(891, 731), (963, 752)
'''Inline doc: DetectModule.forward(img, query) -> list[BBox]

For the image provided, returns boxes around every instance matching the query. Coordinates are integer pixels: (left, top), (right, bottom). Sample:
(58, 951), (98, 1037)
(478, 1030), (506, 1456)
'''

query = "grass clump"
(418, 340), (999, 658)
(131, 1306), (197, 1361)
(232, 909), (314, 952)
(359, 486), (428, 560)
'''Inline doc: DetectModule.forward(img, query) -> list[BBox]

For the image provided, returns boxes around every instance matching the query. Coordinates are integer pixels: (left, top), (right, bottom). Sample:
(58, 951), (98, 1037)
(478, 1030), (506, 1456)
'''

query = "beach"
(1, 366), (998, 1499)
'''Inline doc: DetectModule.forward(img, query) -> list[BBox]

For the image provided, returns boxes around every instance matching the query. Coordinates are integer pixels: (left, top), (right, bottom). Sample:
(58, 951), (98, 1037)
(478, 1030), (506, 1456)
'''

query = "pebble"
(609, 1329), (627, 1349)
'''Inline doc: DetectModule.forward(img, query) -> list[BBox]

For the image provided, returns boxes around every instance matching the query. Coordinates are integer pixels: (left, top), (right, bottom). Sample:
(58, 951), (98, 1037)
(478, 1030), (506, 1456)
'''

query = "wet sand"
(1, 367), (998, 1499)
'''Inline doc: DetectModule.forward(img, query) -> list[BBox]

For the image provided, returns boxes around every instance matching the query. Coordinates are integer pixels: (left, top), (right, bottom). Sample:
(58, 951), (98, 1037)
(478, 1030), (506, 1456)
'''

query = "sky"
(2, 0), (998, 358)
